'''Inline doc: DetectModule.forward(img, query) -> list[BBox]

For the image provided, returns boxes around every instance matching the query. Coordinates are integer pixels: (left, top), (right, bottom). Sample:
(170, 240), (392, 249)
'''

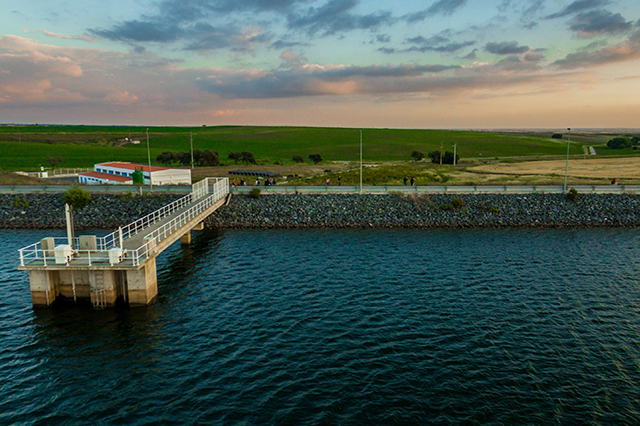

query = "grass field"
(0, 125), (616, 171)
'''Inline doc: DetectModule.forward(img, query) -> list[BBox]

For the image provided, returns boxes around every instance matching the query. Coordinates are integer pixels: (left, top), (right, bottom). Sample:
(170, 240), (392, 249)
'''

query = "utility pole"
(453, 143), (457, 166)
(360, 128), (363, 194)
(147, 128), (153, 191)
(190, 132), (194, 170)
(564, 128), (571, 192)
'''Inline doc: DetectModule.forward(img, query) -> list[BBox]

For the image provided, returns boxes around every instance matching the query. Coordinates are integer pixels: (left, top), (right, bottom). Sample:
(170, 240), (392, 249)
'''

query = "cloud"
(379, 30), (474, 54)
(567, 10), (633, 37)
(280, 48), (307, 66)
(485, 41), (530, 55)
(406, 35), (475, 53)
(40, 30), (96, 43)
(91, 20), (184, 43)
(404, 0), (468, 22)
(286, 0), (394, 35)
(544, 0), (609, 19)
(554, 30), (640, 68)
(194, 59), (565, 100)
(103, 91), (139, 105)
(462, 48), (477, 60)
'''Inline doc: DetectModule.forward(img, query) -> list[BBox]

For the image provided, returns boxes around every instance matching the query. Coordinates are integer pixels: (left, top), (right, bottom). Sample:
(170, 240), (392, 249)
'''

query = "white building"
(79, 162), (191, 185)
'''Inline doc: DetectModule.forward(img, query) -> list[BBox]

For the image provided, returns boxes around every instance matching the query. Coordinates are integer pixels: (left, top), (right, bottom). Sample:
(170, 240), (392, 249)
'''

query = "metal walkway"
(18, 177), (229, 269)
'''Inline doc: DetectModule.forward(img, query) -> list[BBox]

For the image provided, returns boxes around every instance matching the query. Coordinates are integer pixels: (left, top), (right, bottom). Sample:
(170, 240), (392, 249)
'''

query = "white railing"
(128, 178), (228, 265)
(18, 177), (229, 267)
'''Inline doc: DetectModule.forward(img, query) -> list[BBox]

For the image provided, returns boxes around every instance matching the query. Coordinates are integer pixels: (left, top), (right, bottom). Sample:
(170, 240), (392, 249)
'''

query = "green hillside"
(0, 125), (601, 170)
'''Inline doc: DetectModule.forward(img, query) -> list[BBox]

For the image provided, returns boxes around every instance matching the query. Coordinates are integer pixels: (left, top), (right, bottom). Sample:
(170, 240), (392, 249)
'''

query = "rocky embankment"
(0, 193), (183, 229)
(2, 192), (640, 230)
(204, 193), (640, 229)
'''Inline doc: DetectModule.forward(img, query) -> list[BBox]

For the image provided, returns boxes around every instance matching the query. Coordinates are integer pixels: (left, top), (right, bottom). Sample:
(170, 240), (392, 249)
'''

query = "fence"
(229, 184), (640, 195)
(18, 178), (229, 267)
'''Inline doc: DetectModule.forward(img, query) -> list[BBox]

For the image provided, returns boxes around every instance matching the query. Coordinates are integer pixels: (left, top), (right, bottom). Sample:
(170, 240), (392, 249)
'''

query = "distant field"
(0, 125), (630, 170)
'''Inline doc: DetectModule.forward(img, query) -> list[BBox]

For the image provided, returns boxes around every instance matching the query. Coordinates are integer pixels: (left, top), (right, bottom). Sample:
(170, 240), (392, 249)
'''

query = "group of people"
(403, 176), (416, 186)
(231, 177), (277, 186)
(257, 178), (277, 186)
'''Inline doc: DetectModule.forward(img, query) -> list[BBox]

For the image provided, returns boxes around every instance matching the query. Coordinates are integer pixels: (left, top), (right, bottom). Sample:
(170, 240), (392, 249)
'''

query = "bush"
(551, 133), (563, 139)
(14, 196), (29, 209)
(292, 155), (304, 163)
(566, 187), (579, 202)
(309, 153), (323, 164)
(451, 198), (464, 209)
(607, 137), (632, 149)
(250, 188), (261, 199)
(428, 150), (459, 164)
(411, 150), (424, 161)
(62, 187), (92, 210)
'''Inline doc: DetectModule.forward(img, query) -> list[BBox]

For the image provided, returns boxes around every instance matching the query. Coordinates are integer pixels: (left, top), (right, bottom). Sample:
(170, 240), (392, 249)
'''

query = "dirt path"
(469, 157), (640, 180)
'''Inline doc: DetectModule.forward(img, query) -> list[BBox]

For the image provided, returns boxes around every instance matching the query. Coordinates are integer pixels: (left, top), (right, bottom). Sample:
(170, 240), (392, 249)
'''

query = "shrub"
(440, 204), (453, 211)
(451, 198), (464, 209)
(250, 188), (261, 199)
(566, 187), (579, 202)
(309, 153), (323, 164)
(607, 137), (632, 149)
(551, 133), (563, 139)
(14, 196), (29, 209)
(411, 150), (425, 161)
(292, 155), (304, 163)
(62, 187), (92, 210)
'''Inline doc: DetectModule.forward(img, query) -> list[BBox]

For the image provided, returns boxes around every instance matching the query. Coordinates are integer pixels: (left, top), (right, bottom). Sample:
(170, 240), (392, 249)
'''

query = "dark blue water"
(2, 228), (640, 425)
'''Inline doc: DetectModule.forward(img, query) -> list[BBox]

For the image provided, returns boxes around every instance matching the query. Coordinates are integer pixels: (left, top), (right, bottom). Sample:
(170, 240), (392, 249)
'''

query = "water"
(2, 228), (640, 425)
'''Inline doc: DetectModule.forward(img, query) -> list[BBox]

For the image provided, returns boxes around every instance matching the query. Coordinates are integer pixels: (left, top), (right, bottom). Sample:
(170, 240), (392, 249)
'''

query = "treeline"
(607, 136), (640, 150)
(156, 150), (220, 166)
(410, 150), (459, 165)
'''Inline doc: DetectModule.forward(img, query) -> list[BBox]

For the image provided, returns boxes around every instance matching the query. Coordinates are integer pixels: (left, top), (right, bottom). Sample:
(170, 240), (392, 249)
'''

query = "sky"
(2, 0), (640, 128)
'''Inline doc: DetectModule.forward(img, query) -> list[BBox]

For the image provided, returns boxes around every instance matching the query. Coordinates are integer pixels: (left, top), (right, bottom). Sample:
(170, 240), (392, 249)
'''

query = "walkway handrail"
(129, 178), (228, 265)
(98, 192), (195, 251)
(18, 177), (228, 267)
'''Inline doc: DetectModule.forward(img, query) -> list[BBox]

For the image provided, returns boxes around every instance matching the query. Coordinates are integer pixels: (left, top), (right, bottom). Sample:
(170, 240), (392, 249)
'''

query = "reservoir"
(2, 228), (640, 424)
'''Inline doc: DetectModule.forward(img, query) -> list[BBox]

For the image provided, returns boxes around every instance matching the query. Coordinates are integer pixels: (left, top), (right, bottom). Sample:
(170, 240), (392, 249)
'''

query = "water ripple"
(2, 228), (640, 424)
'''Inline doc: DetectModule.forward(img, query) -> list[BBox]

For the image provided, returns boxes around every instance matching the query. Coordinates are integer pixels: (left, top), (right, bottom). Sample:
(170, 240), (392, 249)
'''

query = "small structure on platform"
(79, 162), (191, 185)
(18, 178), (229, 309)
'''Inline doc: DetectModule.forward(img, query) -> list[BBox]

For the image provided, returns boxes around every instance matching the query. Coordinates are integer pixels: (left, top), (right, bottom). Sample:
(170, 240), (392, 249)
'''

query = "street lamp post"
(360, 128), (363, 194)
(147, 128), (153, 191)
(190, 132), (194, 170)
(563, 128), (571, 192)
(453, 143), (457, 166)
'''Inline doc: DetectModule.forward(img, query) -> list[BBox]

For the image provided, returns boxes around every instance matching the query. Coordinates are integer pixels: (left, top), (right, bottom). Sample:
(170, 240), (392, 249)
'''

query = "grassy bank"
(0, 125), (595, 170)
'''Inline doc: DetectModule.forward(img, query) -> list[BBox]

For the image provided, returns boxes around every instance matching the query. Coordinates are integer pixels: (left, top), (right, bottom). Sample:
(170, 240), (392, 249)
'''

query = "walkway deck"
(18, 177), (229, 270)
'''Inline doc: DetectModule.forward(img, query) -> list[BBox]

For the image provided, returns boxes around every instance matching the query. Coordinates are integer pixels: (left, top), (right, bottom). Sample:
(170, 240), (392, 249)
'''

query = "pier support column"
(126, 257), (158, 306)
(180, 231), (191, 245)
(29, 270), (58, 307)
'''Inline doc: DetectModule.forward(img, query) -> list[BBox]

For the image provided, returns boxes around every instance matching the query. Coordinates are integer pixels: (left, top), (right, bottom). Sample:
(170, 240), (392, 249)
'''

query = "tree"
(201, 150), (220, 166)
(411, 150), (425, 161)
(44, 155), (65, 170)
(228, 152), (241, 164)
(442, 151), (460, 165)
(551, 133), (563, 139)
(428, 151), (441, 164)
(309, 153), (323, 164)
(61, 187), (91, 210)
(156, 151), (176, 166)
(607, 137), (632, 149)
(292, 155), (304, 163)
(240, 151), (257, 164)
